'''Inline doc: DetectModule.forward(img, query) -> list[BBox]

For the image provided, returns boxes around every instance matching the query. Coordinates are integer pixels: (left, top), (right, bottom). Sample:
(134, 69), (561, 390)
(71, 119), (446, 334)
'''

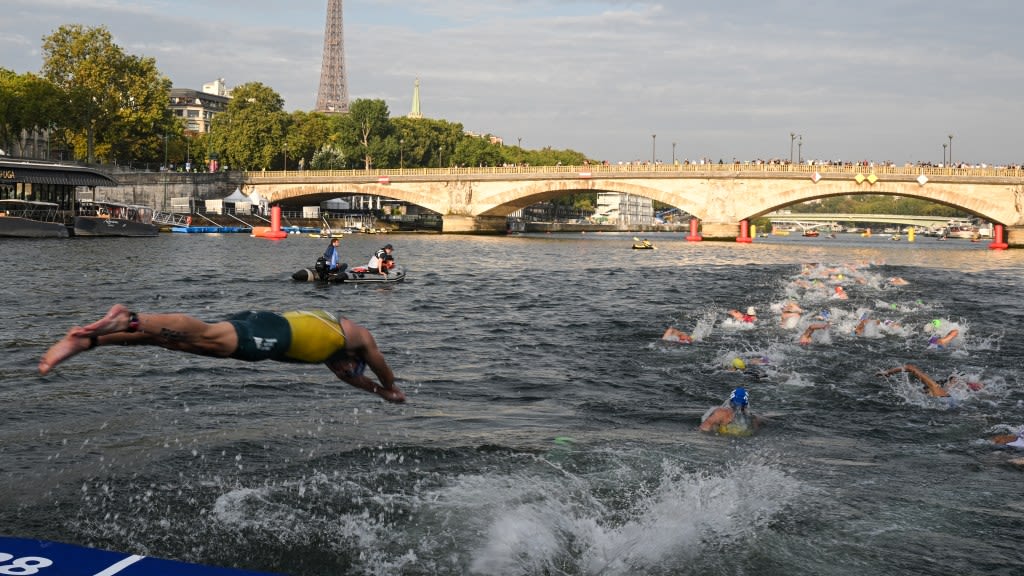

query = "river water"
(2, 231), (1023, 575)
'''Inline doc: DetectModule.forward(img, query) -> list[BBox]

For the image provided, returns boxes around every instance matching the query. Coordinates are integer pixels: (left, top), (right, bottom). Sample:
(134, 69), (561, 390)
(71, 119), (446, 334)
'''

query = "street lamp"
(400, 138), (404, 169)
(797, 134), (803, 164)
(439, 146), (443, 168)
(517, 137), (522, 148)
(943, 143), (948, 166)
(672, 141), (677, 164)
(283, 144), (288, 171)
(790, 132), (796, 164)
(948, 134), (954, 166)
(651, 134), (656, 164)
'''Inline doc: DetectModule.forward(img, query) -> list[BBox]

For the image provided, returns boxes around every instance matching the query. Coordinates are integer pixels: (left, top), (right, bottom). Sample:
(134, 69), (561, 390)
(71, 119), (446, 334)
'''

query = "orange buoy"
(736, 219), (753, 243)
(258, 205), (287, 239)
(686, 217), (702, 242)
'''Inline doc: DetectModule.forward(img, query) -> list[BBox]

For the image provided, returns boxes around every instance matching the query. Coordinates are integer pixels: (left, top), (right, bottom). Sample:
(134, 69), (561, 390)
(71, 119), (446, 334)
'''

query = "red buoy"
(686, 217), (702, 242)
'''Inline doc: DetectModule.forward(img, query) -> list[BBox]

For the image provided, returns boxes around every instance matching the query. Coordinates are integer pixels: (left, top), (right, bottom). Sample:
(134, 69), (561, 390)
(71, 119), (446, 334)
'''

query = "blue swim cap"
(729, 387), (749, 407)
(820, 309), (831, 320)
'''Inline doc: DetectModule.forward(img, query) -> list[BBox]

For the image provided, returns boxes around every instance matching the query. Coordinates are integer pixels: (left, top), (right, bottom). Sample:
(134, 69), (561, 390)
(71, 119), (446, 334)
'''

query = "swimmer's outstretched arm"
(799, 323), (829, 345)
(878, 364), (949, 397)
(328, 319), (405, 403)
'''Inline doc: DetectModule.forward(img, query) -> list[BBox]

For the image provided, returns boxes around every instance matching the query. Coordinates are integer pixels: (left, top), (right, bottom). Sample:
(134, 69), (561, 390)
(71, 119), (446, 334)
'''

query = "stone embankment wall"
(87, 170), (245, 210)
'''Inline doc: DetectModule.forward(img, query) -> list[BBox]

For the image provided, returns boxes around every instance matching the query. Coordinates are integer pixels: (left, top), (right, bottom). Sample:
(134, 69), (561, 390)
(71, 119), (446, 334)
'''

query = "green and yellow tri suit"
(227, 310), (347, 363)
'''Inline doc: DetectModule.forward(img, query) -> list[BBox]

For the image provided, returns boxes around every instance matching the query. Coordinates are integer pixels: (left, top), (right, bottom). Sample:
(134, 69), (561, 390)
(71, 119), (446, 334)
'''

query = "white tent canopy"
(224, 187), (249, 203)
(321, 197), (351, 210)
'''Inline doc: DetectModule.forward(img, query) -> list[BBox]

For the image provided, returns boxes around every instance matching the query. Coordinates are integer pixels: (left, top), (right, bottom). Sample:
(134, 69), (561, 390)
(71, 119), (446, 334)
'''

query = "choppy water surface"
(2, 231), (1023, 575)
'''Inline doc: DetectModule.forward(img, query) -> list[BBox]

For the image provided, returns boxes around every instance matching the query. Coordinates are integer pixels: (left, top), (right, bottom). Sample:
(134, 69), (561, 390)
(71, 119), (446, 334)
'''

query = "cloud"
(3, 0), (1023, 164)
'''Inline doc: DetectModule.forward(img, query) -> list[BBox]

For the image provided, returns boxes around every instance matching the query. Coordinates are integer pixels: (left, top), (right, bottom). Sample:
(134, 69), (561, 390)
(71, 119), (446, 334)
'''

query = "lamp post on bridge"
(948, 134), (954, 167)
(651, 134), (656, 164)
(943, 143), (947, 167)
(672, 141), (676, 164)
(797, 134), (803, 165)
(283, 143), (288, 171)
(400, 138), (404, 169)
(790, 132), (796, 164)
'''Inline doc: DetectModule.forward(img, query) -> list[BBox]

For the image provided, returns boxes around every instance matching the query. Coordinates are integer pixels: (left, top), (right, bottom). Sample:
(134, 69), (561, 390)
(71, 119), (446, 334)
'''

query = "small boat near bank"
(0, 199), (69, 238)
(292, 263), (406, 284)
(74, 199), (159, 237)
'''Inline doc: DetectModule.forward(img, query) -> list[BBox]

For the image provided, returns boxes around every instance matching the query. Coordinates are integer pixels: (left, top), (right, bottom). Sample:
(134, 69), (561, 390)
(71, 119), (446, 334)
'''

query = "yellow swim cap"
(731, 357), (746, 370)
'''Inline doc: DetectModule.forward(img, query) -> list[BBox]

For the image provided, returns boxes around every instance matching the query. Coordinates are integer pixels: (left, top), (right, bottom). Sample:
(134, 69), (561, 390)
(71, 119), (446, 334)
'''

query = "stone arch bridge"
(243, 163), (1024, 245)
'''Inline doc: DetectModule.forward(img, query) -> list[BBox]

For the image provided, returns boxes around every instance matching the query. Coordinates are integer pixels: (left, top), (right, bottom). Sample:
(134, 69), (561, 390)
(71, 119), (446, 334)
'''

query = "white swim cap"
(746, 307), (757, 316)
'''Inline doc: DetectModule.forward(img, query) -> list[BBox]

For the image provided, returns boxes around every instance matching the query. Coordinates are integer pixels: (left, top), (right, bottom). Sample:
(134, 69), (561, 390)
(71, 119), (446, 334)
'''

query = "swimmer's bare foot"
(39, 328), (92, 375)
(73, 304), (133, 337)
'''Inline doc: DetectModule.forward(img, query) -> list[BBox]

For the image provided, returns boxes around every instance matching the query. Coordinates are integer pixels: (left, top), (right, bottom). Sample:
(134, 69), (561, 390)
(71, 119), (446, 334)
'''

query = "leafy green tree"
(208, 82), (288, 170)
(41, 24), (174, 164)
(337, 99), (393, 169)
(310, 144), (347, 170)
(286, 110), (333, 169)
(452, 134), (504, 167)
(0, 69), (63, 156)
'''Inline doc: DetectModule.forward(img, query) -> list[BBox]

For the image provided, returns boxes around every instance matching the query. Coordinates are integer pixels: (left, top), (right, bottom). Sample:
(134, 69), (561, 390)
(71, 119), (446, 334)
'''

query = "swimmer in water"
(877, 363), (983, 397)
(727, 307), (758, 323)
(799, 322), (830, 345)
(780, 301), (803, 328)
(991, 431), (1024, 448)
(661, 326), (693, 344)
(928, 329), (959, 349)
(699, 387), (761, 434)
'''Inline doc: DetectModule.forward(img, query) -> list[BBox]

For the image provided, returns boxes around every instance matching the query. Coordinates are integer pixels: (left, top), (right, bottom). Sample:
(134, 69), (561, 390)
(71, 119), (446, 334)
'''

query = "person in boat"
(877, 363), (982, 397)
(661, 326), (693, 344)
(727, 306), (757, 323)
(38, 304), (405, 403)
(699, 387), (761, 435)
(368, 244), (395, 276)
(324, 238), (344, 273)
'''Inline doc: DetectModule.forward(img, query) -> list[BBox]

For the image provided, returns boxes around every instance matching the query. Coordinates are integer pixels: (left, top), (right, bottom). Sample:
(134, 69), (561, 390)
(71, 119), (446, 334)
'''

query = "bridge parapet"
(241, 164), (1024, 239)
(245, 163), (1024, 182)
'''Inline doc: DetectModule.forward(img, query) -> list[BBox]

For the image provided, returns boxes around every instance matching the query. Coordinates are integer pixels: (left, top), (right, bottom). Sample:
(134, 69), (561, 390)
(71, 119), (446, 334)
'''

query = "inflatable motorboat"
(292, 261), (406, 284)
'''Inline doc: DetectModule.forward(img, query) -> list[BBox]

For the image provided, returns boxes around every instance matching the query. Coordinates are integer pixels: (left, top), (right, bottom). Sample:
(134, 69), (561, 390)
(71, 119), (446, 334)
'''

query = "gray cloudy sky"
(3, 0), (1022, 165)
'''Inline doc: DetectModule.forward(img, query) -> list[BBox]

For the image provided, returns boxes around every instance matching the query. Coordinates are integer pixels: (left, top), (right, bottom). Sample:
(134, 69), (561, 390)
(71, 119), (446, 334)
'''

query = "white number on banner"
(0, 553), (54, 575)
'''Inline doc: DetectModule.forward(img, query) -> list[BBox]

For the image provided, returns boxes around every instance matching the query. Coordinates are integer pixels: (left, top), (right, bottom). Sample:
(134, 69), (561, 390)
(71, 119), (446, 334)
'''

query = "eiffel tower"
(315, 0), (349, 114)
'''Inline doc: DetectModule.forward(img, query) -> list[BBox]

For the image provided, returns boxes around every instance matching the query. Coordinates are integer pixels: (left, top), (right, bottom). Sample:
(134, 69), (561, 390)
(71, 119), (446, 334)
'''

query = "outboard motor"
(314, 256), (328, 281)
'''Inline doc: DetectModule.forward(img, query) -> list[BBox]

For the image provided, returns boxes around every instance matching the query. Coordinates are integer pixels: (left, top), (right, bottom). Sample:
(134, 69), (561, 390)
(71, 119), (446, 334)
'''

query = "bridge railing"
(244, 162), (1024, 181)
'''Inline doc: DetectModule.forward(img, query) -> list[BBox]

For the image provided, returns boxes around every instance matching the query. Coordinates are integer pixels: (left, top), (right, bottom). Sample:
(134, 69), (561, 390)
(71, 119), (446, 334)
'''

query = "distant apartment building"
(594, 192), (654, 227)
(169, 78), (232, 134)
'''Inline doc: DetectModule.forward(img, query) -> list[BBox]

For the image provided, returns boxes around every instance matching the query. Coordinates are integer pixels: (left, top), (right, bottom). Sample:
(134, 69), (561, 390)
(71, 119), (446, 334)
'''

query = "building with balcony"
(169, 79), (231, 134)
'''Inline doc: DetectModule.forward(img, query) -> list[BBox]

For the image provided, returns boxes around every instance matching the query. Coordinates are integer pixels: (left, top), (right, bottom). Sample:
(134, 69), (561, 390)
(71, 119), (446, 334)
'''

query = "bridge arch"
(242, 164), (1024, 241)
